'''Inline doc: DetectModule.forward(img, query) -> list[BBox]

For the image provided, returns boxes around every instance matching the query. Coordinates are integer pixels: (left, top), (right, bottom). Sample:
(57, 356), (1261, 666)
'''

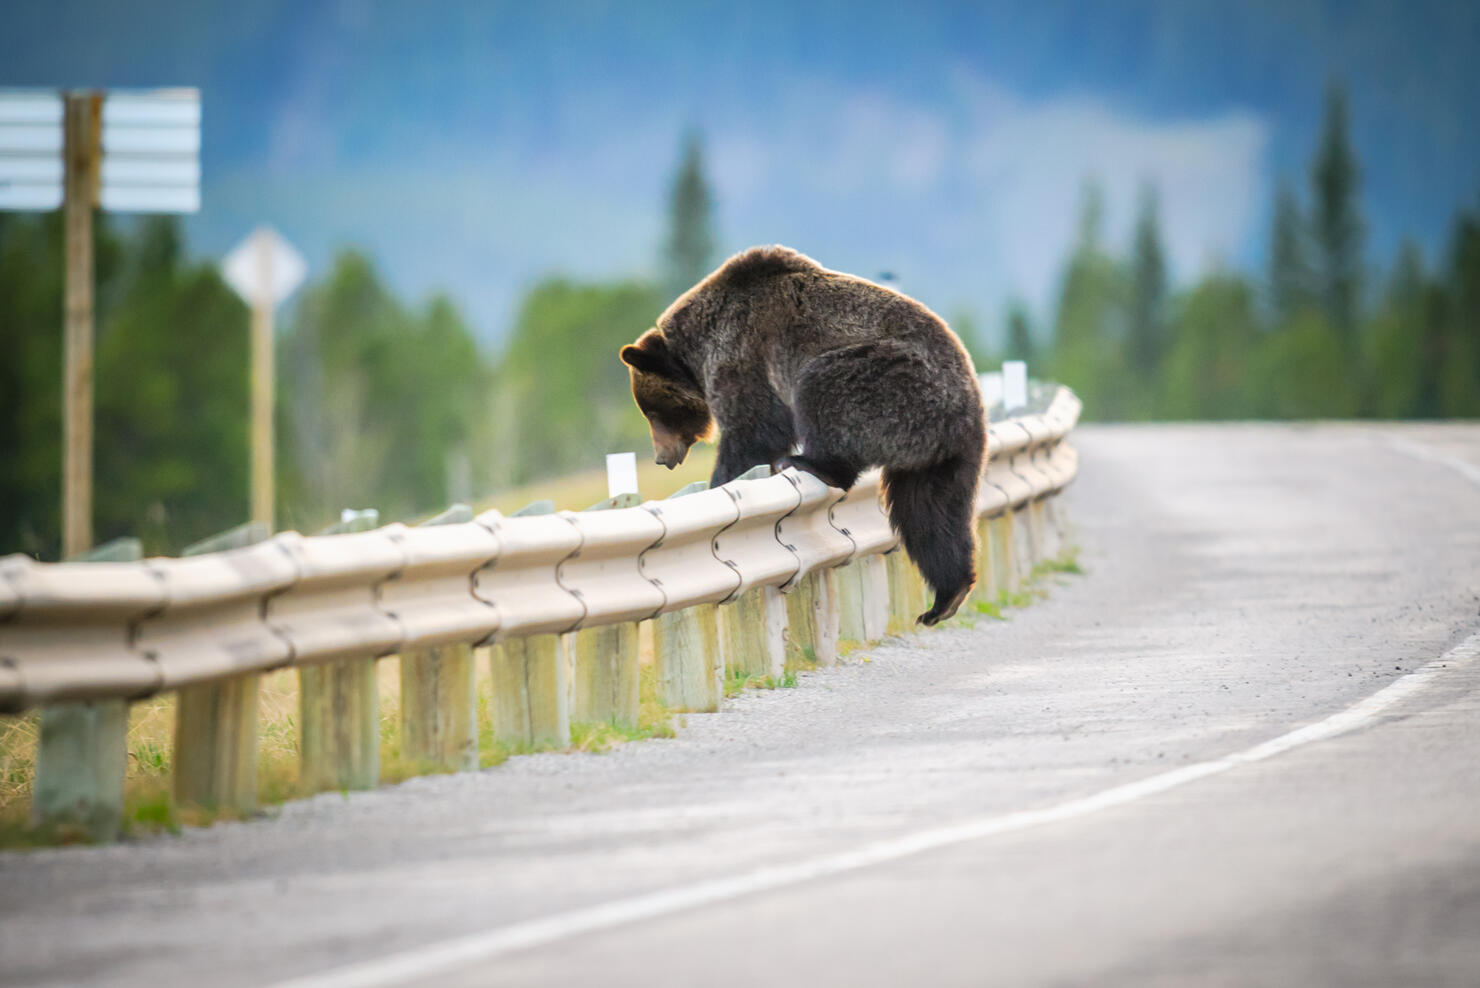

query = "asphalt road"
(2, 423), (1478, 988)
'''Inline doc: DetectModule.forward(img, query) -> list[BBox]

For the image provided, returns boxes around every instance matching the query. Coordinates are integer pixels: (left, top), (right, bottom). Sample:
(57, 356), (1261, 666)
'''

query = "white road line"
(1382, 434), (1480, 489)
(273, 631), (1480, 988)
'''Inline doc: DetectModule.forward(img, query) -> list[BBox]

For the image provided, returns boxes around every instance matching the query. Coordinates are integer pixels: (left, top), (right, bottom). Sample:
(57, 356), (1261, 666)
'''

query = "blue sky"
(5, 1), (1478, 348)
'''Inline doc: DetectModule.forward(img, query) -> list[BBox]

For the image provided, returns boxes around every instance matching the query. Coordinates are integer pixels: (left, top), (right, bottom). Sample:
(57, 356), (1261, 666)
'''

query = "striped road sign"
(0, 88), (200, 213)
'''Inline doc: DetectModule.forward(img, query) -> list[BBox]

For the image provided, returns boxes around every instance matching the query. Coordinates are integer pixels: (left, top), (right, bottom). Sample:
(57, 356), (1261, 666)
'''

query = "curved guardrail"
(0, 386), (1080, 712)
(2, 382), (1080, 842)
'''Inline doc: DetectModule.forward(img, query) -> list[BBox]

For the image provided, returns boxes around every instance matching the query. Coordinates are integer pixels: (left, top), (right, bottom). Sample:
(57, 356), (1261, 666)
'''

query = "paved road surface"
(2, 423), (1478, 987)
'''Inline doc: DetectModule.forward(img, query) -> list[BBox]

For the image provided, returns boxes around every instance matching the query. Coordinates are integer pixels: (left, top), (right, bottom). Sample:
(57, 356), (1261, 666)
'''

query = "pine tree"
(1268, 177), (1312, 324)
(1052, 180), (1129, 419)
(1310, 82), (1365, 345)
(663, 130), (717, 301)
(1441, 201), (1480, 416)
(1127, 182), (1167, 375)
(1005, 303), (1035, 367)
(1365, 241), (1428, 417)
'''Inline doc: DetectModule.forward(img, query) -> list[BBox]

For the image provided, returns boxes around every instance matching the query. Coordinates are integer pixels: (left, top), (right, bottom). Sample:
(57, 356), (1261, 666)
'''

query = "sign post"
(222, 227), (306, 531)
(1, 87), (201, 557)
(61, 93), (100, 557)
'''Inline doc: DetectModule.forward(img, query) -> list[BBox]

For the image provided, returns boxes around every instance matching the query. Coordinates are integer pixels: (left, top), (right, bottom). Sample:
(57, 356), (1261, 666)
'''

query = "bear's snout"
(654, 440), (688, 469)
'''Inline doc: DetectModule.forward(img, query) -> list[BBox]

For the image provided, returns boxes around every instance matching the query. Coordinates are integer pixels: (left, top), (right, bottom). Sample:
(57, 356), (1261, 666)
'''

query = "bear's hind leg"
(776, 453), (860, 491)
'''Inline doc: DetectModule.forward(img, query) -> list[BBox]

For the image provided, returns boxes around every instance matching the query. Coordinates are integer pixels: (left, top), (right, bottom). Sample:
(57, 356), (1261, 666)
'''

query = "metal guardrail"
(0, 386), (1081, 714)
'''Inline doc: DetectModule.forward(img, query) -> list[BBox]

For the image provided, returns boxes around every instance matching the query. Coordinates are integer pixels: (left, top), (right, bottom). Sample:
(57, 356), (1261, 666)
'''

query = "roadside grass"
(0, 631), (682, 847)
(725, 669), (799, 697)
(962, 546), (1082, 621)
(571, 660), (679, 752)
(1032, 548), (1084, 578)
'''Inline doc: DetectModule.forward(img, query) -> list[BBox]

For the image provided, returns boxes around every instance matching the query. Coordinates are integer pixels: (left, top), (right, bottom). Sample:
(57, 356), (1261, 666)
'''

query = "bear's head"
(619, 328), (712, 469)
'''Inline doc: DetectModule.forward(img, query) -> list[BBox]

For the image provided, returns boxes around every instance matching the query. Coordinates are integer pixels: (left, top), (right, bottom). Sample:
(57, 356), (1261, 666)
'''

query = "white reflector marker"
(1002, 361), (1028, 412)
(607, 453), (639, 499)
(980, 372), (1003, 409)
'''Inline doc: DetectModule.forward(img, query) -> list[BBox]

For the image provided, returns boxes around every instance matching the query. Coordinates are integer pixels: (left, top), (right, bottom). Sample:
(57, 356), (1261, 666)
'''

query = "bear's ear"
(620, 331), (674, 376)
(619, 344), (655, 372)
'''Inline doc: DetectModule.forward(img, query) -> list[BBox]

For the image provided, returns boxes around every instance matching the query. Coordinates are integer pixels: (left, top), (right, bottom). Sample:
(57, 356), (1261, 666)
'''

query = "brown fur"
(620, 246), (987, 624)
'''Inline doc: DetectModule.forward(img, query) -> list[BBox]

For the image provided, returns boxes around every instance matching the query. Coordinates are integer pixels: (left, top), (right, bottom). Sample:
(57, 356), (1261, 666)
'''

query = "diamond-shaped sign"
(222, 226), (306, 308)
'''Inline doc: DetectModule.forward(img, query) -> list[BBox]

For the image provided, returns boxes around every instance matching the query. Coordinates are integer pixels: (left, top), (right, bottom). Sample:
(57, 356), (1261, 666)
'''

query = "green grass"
(967, 546), (1083, 622)
(1031, 548), (1085, 578)
(974, 599), (1007, 620)
(1, 640), (685, 848)
(724, 669), (800, 697)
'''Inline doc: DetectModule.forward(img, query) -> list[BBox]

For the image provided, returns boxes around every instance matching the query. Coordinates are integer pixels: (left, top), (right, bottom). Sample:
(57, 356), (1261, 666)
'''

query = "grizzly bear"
(620, 246), (986, 625)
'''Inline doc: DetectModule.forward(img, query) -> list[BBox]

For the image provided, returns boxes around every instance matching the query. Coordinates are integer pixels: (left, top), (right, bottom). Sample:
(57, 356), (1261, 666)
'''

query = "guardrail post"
(570, 622), (640, 726)
(970, 516), (996, 604)
(837, 560), (868, 647)
(484, 499), (572, 749)
(173, 522), (270, 814)
(1024, 500), (1047, 567)
(647, 481), (727, 712)
(1013, 505), (1038, 575)
(30, 537), (139, 842)
(785, 569), (839, 668)
(567, 493), (644, 728)
(397, 505), (479, 773)
(1044, 496), (1068, 555)
(719, 586), (785, 680)
(885, 549), (928, 633)
(295, 510), (383, 792)
(653, 603), (723, 712)
(489, 634), (570, 748)
(861, 553), (890, 640)
(1033, 497), (1058, 562)
(988, 512), (1018, 592)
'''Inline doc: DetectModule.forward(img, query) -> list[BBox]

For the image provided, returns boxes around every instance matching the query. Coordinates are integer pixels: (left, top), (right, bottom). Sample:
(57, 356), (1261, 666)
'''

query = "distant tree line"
(2, 93), (1474, 559)
(0, 135), (713, 558)
(997, 83), (1480, 422)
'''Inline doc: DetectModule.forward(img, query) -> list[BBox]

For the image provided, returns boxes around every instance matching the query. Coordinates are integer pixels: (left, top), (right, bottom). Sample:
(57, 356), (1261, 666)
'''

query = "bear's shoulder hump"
(713, 245), (818, 287)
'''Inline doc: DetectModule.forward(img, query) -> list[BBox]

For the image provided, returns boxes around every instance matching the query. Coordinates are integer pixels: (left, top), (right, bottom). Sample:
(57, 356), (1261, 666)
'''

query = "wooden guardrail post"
(970, 515), (997, 604)
(568, 493), (642, 728)
(1033, 498), (1058, 562)
(885, 549), (928, 633)
(397, 505), (479, 773)
(1021, 499), (1046, 568)
(860, 553), (890, 640)
(1045, 495), (1069, 555)
(30, 536), (138, 841)
(837, 559), (868, 647)
(653, 603), (722, 712)
(814, 567), (841, 665)
(173, 522), (270, 814)
(785, 569), (839, 668)
(989, 512), (1018, 593)
(490, 634), (569, 748)
(570, 622), (640, 726)
(298, 510), (382, 792)
(650, 480), (726, 712)
(1012, 505), (1038, 576)
(719, 584), (786, 681)
(487, 500), (570, 749)
(837, 555), (892, 647)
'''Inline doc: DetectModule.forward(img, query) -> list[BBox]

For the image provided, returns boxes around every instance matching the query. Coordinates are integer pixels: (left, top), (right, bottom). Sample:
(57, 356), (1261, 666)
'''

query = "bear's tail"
(882, 456), (980, 626)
